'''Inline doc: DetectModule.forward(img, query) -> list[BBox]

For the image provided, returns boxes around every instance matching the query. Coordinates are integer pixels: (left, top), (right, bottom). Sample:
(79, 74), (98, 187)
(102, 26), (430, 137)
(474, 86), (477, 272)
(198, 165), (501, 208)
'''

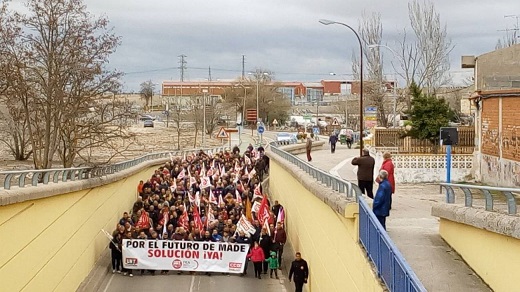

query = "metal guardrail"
(440, 182), (520, 215)
(359, 197), (426, 292)
(269, 139), (426, 292)
(269, 140), (359, 199)
(0, 146), (226, 190)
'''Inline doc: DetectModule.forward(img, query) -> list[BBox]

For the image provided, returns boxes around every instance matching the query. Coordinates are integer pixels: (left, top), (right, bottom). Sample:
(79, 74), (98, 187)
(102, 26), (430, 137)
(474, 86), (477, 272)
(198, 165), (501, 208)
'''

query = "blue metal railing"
(269, 140), (426, 292)
(269, 140), (358, 199)
(440, 182), (520, 215)
(0, 146), (226, 190)
(359, 197), (426, 292)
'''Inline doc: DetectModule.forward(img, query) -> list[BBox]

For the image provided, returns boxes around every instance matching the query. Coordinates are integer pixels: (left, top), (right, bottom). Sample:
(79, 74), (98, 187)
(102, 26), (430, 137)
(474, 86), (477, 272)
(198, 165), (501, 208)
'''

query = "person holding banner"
(247, 241), (265, 279)
(109, 232), (122, 274)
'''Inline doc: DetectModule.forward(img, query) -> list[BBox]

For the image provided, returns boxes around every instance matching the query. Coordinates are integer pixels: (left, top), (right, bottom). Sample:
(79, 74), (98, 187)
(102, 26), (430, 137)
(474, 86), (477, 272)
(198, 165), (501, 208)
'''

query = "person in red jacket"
(247, 241), (265, 279)
(377, 152), (395, 208)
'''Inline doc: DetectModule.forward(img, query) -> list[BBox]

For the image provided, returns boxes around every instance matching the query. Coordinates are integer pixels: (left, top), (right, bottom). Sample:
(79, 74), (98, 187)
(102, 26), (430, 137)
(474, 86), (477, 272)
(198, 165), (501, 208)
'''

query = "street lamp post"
(319, 19), (364, 155)
(202, 89), (208, 148)
(368, 44), (399, 128)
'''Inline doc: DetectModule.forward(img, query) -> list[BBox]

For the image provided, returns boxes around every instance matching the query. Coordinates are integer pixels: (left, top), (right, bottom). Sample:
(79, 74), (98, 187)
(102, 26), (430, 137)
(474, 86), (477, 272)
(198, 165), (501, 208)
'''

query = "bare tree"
(406, 0), (454, 93)
(358, 11), (389, 127)
(140, 80), (155, 111)
(1, 0), (122, 169)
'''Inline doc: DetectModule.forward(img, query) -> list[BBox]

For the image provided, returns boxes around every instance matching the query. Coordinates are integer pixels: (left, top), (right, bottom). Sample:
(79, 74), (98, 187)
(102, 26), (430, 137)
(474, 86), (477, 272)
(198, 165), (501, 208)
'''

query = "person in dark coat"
(351, 149), (375, 198)
(328, 134), (338, 153)
(259, 228), (272, 274)
(373, 170), (392, 230)
(289, 252), (309, 292)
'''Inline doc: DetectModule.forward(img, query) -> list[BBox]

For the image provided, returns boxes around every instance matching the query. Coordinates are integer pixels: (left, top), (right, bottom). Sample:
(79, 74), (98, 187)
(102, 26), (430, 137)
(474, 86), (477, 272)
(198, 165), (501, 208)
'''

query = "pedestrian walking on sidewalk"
(373, 170), (392, 230)
(329, 133), (338, 153)
(305, 136), (313, 162)
(352, 149), (375, 198)
(289, 252), (309, 292)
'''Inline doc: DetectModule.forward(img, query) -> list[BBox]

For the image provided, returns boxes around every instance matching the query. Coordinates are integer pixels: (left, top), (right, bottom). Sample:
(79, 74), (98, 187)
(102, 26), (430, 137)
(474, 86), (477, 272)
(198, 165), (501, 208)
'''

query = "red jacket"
(247, 246), (265, 262)
(380, 159), (395, 193)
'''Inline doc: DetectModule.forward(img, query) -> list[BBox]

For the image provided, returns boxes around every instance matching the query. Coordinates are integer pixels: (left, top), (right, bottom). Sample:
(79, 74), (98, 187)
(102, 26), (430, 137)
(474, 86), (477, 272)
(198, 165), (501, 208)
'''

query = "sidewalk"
(295, 146), (491, 292)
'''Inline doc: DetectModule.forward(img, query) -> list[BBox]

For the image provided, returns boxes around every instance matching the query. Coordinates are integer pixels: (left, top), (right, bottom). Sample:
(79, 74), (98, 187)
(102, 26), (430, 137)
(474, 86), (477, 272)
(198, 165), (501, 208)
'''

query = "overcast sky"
(11, 0), (520, 92)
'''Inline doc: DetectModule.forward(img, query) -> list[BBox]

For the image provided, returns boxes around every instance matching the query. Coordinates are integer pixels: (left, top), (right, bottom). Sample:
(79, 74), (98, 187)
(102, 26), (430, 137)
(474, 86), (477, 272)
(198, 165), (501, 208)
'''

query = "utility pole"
(242, 55), (246, 79)
(178, 55), (187, 82)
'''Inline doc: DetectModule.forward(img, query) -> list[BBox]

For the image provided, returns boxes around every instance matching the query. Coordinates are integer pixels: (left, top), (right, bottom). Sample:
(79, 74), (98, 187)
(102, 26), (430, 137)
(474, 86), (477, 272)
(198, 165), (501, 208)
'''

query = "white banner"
(122, 239), (249, 273)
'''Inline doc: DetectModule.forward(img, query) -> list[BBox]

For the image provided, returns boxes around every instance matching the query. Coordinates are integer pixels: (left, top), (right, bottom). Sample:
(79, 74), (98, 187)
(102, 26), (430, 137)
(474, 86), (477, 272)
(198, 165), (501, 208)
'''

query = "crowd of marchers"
(108, 144), (288, 279)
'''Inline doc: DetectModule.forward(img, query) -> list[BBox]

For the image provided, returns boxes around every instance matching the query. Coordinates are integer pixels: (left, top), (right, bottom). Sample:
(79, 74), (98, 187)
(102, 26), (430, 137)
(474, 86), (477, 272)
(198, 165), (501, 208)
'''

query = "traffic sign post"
(257, 124), (265, 146)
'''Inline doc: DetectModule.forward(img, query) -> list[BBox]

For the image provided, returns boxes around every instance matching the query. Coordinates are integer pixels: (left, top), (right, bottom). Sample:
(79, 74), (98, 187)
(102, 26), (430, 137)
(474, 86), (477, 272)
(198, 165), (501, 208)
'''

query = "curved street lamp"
(319, 19), (364, 155)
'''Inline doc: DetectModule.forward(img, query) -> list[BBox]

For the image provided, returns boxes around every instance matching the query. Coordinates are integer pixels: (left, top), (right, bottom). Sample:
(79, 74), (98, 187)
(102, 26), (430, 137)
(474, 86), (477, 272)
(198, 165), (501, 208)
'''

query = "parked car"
(143, 120), (154, 128)
(276, 132), (297, 142)
(139, 114), (156, 121)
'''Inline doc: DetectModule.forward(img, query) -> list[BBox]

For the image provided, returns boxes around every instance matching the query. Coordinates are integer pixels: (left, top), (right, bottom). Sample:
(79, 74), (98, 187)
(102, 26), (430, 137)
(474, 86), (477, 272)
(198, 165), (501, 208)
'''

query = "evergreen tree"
(405, 81), (453, 145)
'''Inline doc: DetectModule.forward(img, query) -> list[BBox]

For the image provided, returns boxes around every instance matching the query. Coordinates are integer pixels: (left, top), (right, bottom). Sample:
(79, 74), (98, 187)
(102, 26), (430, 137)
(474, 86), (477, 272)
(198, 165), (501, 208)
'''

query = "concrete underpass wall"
(266, 149), (383, 292)
(0, 160), (166, 292)
(432, 203), (520, 292)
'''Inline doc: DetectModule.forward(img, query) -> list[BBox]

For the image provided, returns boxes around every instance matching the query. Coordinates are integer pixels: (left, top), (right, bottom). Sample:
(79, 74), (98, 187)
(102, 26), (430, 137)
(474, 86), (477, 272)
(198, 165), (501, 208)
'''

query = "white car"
(276, 132), (297, 142)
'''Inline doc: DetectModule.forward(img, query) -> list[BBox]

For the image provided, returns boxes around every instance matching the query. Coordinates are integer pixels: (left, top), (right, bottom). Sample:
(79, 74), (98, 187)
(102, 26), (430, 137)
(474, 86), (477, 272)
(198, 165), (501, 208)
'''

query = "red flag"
(257, 195), (270, 225)
(179, 204), (190, 230)
(192, 205), (204, 232)
(136, 210), (150, 229)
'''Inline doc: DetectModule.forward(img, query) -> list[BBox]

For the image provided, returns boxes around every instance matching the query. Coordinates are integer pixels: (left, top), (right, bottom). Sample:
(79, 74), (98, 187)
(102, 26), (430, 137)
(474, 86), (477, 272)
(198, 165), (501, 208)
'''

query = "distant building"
(161, 79), (396, 106)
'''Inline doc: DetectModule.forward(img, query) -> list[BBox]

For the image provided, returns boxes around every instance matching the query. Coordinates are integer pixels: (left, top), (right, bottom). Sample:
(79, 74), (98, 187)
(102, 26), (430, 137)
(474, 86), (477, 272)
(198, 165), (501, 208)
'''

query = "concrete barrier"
(432, 203), (520, 291)
(0, 158), (168, 292)
(266, 148), (383, 292)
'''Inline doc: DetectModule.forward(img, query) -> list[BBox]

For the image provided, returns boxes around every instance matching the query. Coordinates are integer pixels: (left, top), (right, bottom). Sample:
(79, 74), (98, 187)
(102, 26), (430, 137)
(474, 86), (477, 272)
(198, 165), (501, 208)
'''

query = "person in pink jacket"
(247, 241), (266, 279)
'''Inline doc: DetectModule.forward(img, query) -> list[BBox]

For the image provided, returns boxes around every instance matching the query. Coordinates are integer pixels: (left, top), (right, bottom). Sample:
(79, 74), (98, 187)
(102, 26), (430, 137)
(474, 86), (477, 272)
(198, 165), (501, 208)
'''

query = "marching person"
(305, 136), (313, 162)
(351, 149), (375, 199)
(247, 241), (266, 279)
(273, 222), (286, 269)
(265, 251), (279, 279)
(373, 170), (392, 230)
(328, 133), (338, 154)
(289, 252), (309, 292)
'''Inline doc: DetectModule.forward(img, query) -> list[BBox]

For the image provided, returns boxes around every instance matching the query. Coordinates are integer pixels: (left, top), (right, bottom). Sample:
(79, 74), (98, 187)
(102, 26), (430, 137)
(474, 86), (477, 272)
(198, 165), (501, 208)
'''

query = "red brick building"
(466, 44), (520, 187)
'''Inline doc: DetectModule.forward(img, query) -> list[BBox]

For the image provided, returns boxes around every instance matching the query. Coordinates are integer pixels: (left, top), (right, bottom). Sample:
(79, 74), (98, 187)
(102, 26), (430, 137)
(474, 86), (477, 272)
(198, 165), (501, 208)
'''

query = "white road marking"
(330, 157), (355, 178)
(102, 274), (114, 292)
(189, 274), (196, 292)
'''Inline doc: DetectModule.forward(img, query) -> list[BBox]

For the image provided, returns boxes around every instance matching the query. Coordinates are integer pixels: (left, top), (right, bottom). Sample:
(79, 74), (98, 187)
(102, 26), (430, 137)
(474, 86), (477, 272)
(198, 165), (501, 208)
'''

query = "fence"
(0, 146), (226, 190)
(359, 198), (426, 292)
(439, 183), (520, 215)
(269, 140), (426, 291)
(374, 127), (475, 154)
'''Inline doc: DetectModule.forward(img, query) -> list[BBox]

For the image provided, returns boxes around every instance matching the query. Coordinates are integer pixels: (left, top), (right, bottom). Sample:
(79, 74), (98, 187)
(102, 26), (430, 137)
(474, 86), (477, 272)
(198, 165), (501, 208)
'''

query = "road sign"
(272, 119), (278, 125)
(216, 127), (229, 139)
(303, 114), (312, 121)
(313, 127), (319, 134)
(246, 109), (257, 122)
(331, 117), (340, 126)
(257, 125), (265, 134)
